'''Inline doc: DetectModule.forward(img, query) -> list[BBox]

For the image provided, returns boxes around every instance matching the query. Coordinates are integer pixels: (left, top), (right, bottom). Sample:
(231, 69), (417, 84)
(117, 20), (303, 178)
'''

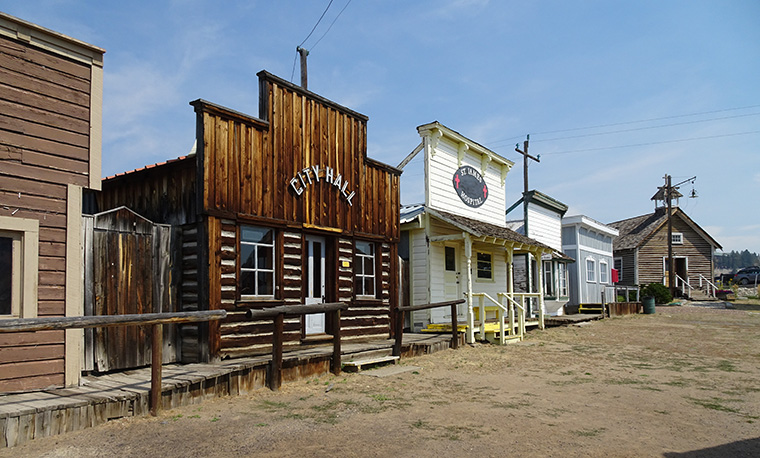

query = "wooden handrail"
(246, 302), (349, 391)
(0, 310), (227, 332)
(0, 310), (227, 417)
(393, 299), (465, 357)
(246, 302), (348, 319)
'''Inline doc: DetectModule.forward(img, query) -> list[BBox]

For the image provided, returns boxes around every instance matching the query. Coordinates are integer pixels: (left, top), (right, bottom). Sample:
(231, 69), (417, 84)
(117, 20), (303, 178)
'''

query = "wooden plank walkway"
(544, 313), (605, 327)
(0, 333), (451, 448)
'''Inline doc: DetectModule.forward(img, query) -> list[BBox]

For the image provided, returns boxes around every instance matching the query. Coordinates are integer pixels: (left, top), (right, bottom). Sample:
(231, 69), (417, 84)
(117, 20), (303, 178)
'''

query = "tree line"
(715, 250), (760, 271)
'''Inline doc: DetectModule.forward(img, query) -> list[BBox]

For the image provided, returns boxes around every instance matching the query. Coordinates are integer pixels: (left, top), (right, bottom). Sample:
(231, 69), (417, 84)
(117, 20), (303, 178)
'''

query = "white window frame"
(600, 260), (609, 284)
(543, 261), (554, 297)
(476, 251), (494, 281)
(671, 232), (683, 245)
(239, 225), (276, 299)
(354, 240), (376, 298)
(586, 257), (596, 283)
(558, 262), (568, 297)
(0, 216), (39, 319)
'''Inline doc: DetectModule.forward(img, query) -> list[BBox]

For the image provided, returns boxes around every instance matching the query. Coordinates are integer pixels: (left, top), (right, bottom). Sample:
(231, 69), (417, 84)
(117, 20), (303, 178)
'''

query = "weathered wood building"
(97, 71), (401, 362)
(608, 195), (721, 297)
(0, 13), (104, 392)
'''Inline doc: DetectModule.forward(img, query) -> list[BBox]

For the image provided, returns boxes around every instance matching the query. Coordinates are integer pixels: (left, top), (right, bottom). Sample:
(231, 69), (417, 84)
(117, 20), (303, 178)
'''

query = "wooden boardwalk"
(544, 313), (605, 327)
(0, 334), (452, 448)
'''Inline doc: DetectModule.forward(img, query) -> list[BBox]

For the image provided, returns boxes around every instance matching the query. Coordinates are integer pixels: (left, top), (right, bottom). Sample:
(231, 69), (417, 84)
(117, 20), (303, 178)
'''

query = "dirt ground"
(5, 304), (760, 457)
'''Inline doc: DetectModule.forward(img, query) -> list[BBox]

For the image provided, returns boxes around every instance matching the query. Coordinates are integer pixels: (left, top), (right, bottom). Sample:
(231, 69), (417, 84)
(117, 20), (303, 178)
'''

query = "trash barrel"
(642, 296), (656, 314)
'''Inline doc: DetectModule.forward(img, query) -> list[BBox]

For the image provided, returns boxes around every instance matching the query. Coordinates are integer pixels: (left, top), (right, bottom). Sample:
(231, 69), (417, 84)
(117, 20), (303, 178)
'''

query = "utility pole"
(662, 174), (697, 298)
(297, 46), (309, 89)
(514, 135), (540, 236)
(515, 135), (540, 303)
(665, 174), (674, 298)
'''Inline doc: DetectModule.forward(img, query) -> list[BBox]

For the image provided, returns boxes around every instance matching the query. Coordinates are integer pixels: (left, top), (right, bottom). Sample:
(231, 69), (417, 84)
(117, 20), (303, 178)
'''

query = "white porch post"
(465, 233), (474, 344)
(537, 252), (545, 329)
(507, 247), (515, 336)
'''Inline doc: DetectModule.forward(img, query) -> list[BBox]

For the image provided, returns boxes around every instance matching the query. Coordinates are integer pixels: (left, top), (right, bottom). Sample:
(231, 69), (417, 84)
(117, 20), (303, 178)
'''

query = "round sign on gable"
(452, 165), (488, 208)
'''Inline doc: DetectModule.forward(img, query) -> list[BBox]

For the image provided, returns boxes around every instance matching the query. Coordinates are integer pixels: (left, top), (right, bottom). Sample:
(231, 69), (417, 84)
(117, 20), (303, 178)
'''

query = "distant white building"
(561, 215), (619, 306)
(399, 122), (553, 343)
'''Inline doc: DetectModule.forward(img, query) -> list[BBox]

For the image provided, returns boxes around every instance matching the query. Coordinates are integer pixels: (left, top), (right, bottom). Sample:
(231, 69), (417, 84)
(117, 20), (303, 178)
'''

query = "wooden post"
(450, 303), (458, 349)
(150, 323), (163, 416)
(331, 310), (342, 375)
(270, 313), (284, 391)
(393, 306), (403, 357)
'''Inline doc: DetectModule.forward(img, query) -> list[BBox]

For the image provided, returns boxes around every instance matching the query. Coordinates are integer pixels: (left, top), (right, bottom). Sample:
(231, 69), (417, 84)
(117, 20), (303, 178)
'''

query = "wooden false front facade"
(0, 13), (104, 393)
(100, 71), (401, 362)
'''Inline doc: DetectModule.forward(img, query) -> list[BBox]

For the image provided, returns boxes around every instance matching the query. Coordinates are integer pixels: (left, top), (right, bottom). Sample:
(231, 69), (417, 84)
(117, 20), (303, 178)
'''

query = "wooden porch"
(0, 333), (451, 448)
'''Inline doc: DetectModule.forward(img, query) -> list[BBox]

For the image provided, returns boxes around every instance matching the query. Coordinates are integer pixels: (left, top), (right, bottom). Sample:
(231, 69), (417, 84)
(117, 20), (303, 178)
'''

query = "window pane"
(257, 245), (273, 270)
(354, 276), (363, 295)
(364, 257), (374, 275)
(240, 270), (255, 296)
(241, 226), (270, 244)
(258, 272), (273, 296)
(356, 241), (371, 256)
(354, 254), (362, 274)
(364, 277), (375, 296)
(0, 237), (11, 315)
(445, 246), (455, 271)
(240, 244), (255, 269)
(312, 242), (321, 299)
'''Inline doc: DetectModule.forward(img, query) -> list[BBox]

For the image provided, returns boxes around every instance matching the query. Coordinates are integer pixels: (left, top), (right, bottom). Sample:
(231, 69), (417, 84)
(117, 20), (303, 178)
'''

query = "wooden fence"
(0, 311), (226, 416)
(393, 300), (466, 357)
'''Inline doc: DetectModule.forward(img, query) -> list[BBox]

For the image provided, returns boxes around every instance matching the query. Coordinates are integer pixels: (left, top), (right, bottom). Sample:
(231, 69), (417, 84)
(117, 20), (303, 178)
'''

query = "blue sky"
(4, 1), (759, 254)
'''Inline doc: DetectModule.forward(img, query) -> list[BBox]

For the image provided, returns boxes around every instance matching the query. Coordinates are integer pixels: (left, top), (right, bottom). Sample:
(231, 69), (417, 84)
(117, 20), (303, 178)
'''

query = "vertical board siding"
(0, 31), (98, 392)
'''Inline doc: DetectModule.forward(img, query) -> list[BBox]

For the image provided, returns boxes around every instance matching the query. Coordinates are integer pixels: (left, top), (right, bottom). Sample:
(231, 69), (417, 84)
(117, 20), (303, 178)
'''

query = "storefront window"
(240, 226), (275, 298)
(543, 261), (553, 296)
(354, 241), (376, 297)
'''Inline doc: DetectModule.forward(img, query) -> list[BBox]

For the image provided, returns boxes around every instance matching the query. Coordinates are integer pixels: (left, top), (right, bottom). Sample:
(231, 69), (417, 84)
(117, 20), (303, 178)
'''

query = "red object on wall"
(611, 268), (619, 283)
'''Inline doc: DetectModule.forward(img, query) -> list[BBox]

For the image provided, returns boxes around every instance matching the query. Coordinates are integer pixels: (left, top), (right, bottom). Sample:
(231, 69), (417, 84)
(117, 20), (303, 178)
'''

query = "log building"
(97, 71), (401, 362)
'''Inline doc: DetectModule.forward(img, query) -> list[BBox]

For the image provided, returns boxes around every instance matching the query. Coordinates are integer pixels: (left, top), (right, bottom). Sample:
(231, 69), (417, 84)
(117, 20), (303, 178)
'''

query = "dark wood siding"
(0, 32), (95, 392)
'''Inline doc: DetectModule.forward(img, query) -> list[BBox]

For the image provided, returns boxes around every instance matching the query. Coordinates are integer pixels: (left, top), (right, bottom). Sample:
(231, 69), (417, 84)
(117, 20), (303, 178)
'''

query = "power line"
(532, 112), (760, 143)
(541, 129), (760, 155)
(485, 103), (760, 148)
(311, 0), (352, 51)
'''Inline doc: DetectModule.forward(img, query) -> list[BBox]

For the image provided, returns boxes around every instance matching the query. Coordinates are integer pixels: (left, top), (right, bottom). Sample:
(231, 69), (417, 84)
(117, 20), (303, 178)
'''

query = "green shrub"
(641, 283), (672, 304)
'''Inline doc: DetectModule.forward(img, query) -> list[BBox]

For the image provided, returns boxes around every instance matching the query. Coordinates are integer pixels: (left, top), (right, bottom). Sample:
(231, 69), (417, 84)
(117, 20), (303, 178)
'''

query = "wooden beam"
(150, 324), (162, 416)
(0, 310), (227, 333)
(429, 233), (465, 243)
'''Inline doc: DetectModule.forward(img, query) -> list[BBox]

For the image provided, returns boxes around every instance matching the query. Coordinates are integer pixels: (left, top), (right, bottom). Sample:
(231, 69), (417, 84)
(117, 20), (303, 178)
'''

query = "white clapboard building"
(398, 122), (553, 344)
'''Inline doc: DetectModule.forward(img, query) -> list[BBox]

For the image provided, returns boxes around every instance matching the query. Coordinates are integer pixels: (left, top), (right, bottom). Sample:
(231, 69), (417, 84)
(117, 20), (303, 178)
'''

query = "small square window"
(671, 233), (683, 245)
(239, 225), (275, 298)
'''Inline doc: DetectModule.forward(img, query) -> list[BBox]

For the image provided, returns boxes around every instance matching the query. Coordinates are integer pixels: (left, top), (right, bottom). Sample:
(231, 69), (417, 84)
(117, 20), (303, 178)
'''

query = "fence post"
(270, 313), (284, 391)
(150, 323), (163, 416)
(450, 303), (458, 349)
(393, 307), (403, 357)
(331, 310), (342, 375)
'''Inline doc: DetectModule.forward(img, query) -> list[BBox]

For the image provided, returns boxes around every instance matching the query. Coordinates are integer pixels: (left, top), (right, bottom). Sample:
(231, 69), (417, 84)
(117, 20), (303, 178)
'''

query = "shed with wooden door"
(0, 13), (104, 393)
(96, 71), (401, 363)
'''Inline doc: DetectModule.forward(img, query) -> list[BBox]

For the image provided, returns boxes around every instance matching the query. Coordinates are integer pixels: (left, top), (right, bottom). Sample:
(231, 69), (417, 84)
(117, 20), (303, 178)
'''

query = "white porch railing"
(674, 274), (693, 298)
(699, 274), (718, 298)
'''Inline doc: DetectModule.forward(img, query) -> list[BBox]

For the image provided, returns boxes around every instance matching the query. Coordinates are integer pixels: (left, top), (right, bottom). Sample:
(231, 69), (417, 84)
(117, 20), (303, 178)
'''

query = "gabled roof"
(608, 207), (721, 251)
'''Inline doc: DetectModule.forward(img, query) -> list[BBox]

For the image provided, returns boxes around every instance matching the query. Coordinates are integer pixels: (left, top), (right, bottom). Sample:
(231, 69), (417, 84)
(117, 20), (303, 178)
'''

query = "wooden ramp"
(0, 334), (451, 448)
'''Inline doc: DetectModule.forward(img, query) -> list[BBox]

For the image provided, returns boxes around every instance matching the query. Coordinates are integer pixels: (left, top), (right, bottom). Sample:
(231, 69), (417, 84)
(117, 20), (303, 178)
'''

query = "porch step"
(341, 355), (399, 372)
